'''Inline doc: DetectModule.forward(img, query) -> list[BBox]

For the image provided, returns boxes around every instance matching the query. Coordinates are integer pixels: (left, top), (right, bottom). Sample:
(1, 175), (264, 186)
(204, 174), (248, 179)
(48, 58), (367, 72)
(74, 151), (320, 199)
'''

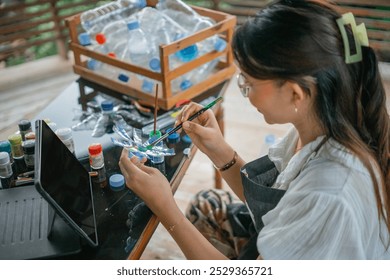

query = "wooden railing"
(208, 0), (390, 62)
(0, 0), (105, 65)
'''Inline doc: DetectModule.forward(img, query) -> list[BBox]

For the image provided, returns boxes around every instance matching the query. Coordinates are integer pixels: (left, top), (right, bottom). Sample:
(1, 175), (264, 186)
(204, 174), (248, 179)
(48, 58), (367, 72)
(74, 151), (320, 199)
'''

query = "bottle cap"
(181, 134), (192, 144)
(56, 128), (72, 141)
(142, 80), (154, 93)
(136, 0), (147, 8)
(166, 128), (180, 144)
(0, 141), (11, 154)
(22, 140), (35, 154)
(95, 33), (106, 45)
(78, 32), (91, 46)
(109, 174), (125, 191)
(149, 130), (162, 139)
(127, 21), (140, 31)
(180, 80), (193, 91)
(0, 152), (10, 165)
(18, 119), (31, 131)
(176, 44), (198, 62)
(88, 143), (102, 156)
(25, 132), (36, 140)
(118, 73), (129, 83)
(214, 38), (227, 52)
(265, 134), (276, 145)
(101, 100), (114, 112)
(47, 122), (57, 132)
(149, 58), (161, 72)
(87, 59), (98, 70)
(8, 134), (22, 145)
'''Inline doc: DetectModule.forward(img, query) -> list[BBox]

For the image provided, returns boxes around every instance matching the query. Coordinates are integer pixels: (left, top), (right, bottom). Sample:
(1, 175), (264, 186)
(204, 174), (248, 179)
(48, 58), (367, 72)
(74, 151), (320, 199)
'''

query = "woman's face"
(239, 72), (295, 124)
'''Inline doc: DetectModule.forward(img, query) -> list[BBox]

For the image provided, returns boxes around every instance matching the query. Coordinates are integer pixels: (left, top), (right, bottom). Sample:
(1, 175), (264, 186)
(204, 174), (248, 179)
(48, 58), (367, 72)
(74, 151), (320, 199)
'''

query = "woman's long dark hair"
(232, 0), (390, 242)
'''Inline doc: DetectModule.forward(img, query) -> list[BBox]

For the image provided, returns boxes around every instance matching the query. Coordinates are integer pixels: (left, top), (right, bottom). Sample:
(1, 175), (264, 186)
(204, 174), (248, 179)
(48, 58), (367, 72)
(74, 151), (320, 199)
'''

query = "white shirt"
(257, 128), (390, 259)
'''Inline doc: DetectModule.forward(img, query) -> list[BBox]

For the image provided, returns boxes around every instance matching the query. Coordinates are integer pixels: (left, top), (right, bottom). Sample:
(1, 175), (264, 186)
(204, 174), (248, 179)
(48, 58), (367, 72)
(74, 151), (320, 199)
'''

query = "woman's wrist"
(207, 145), (236, 169)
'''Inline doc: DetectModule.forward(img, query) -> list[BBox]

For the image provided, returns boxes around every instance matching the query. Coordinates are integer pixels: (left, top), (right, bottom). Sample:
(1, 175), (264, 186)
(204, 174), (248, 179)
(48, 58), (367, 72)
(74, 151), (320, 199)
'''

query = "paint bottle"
(18, 120), (33, 142)
(8, 134), (26, 175)
(0, 140), (17, 179)
(88, 143), (107, 188)
(56, 128), (75, 154)
(22, 140), (35, 171)
(148, 130), (166, 176)
(0, 152), (14, 189)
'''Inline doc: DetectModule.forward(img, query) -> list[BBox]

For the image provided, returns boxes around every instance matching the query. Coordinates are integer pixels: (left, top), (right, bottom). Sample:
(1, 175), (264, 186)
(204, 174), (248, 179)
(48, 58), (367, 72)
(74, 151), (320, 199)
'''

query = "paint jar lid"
(181, 134), (192, 144)
(0, 141), (11, 154)
(88, 143), (102, 156)
(22, 140), (35, 154)
(8, 134), (22, 145)
(18, 119), (31, 131)
(166, 128), (180, 144)
(109, 174), (125, 191)
(56, 128), (72, 141)
(0, 152), (10, 165)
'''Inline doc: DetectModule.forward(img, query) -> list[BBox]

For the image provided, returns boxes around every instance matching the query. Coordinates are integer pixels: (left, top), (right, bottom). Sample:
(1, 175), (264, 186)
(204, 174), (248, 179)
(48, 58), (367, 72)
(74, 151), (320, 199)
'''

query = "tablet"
(35, 120), (98, 247)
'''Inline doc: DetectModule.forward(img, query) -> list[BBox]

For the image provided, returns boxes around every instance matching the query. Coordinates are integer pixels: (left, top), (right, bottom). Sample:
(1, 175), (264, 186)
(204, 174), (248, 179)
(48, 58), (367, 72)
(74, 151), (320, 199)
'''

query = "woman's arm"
(119, 150), (228, 259)
(178, 102), (247, 201)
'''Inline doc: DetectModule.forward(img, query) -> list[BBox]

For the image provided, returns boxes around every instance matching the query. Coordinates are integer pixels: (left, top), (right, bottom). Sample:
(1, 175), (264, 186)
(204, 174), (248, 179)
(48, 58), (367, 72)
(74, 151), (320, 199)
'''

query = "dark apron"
(227, 155), (285, 259)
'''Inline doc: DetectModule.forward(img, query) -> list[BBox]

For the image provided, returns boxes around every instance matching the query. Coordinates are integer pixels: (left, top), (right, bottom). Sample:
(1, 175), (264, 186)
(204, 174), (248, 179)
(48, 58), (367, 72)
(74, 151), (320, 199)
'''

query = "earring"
(294, 107), (298, 113)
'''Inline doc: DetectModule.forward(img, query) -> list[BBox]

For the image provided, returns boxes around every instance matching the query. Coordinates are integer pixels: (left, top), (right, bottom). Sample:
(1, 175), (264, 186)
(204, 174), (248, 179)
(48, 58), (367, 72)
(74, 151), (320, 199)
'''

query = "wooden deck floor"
(0, 55), (389, 259)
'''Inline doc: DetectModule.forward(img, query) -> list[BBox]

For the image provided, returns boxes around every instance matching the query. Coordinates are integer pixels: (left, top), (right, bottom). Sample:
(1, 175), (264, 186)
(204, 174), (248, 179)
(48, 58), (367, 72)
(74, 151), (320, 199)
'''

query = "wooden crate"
(65, 0), (237, 110)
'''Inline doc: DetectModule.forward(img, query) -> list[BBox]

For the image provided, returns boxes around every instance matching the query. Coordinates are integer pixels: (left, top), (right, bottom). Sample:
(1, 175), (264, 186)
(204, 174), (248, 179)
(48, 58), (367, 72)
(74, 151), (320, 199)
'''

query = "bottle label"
(24, 154), (35, 168)
(0, 164), (12, 177)
(11, 145), (24, 158)
(89, 154), (104, 169)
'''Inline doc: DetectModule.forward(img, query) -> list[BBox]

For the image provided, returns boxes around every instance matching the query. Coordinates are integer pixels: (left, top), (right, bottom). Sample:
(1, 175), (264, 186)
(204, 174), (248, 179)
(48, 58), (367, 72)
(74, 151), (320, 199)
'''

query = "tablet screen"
(35, 120), (98, 247)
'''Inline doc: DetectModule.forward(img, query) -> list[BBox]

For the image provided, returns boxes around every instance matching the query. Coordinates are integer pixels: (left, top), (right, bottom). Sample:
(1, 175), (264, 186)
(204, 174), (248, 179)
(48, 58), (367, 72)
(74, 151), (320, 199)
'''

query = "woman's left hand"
(118, 149), (175, 215)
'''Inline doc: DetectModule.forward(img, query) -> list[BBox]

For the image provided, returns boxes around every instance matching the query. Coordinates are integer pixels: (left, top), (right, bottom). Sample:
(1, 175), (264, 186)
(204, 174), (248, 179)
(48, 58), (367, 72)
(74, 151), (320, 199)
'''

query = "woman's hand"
(176, 102), (230, 160)
(118, 149), (175, 215)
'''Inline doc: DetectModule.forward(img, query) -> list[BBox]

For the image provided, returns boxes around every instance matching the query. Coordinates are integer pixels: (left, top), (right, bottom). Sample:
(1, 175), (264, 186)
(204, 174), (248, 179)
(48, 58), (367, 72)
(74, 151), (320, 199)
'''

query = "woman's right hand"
(176, 102), (231, 163)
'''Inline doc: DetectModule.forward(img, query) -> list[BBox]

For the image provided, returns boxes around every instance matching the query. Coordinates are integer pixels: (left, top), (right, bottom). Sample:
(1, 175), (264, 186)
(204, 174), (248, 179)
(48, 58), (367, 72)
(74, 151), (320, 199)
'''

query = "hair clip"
(336, 12), (369, 64)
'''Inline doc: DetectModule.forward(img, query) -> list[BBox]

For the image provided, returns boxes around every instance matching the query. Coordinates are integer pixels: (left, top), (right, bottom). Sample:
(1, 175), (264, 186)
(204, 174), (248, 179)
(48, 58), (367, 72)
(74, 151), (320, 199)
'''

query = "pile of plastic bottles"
(78, 0), (227, 94)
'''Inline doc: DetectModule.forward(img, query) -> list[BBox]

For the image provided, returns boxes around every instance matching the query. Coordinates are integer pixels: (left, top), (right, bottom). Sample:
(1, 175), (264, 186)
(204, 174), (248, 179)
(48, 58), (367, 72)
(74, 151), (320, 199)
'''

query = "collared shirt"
(257, 128), (390, 259)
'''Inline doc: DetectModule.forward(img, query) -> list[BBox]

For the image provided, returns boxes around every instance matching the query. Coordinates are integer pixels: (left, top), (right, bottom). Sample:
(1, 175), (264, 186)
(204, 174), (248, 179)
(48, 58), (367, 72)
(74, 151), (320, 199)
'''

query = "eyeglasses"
(236, 72), (251, 97)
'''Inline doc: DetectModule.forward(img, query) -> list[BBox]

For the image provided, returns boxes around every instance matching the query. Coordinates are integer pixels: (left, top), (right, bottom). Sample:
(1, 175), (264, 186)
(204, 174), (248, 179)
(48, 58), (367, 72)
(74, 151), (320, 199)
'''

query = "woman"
(119, 0), (390, 259)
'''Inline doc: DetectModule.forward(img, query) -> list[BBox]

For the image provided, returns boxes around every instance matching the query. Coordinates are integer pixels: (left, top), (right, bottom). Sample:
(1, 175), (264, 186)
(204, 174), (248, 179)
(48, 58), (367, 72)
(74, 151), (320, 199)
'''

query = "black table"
(31, 78), (228, 259)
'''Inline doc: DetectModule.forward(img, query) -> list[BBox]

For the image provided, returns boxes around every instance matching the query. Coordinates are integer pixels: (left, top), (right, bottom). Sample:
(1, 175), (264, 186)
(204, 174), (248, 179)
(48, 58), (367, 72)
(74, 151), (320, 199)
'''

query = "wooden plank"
(336, 0), (390, 7)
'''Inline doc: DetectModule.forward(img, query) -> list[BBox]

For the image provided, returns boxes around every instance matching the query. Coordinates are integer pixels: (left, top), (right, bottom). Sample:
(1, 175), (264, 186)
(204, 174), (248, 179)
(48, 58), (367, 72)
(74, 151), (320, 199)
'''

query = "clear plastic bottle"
(55, 128), (75, 154)
(156, 0), (207, 32)
(0, 152), (14, 189)
(92, 100), (115, 137)
(101, 20), (129, 51)
(148, 130), (166, 176)
(126, 20), (151, 67)
(88, 143), (107, 188)
(80, 0), (147, 38)
(260, 134), (276, 157)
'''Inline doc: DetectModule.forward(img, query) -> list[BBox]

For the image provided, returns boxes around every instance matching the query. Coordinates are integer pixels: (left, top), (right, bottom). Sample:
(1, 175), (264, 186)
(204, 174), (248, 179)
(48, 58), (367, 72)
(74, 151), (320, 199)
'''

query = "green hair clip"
(336, 12), (369, 64)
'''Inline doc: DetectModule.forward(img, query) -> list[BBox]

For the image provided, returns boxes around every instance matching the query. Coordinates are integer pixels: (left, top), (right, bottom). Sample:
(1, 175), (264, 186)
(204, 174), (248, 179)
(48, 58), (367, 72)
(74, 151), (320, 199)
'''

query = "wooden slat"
(336, 0), (390, 7)
(0, 16), (56, 35)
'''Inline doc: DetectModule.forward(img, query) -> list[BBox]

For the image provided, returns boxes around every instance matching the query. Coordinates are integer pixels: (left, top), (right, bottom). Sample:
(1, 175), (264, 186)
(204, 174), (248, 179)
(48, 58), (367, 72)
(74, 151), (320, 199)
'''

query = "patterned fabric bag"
(185, 189), (257, 259)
